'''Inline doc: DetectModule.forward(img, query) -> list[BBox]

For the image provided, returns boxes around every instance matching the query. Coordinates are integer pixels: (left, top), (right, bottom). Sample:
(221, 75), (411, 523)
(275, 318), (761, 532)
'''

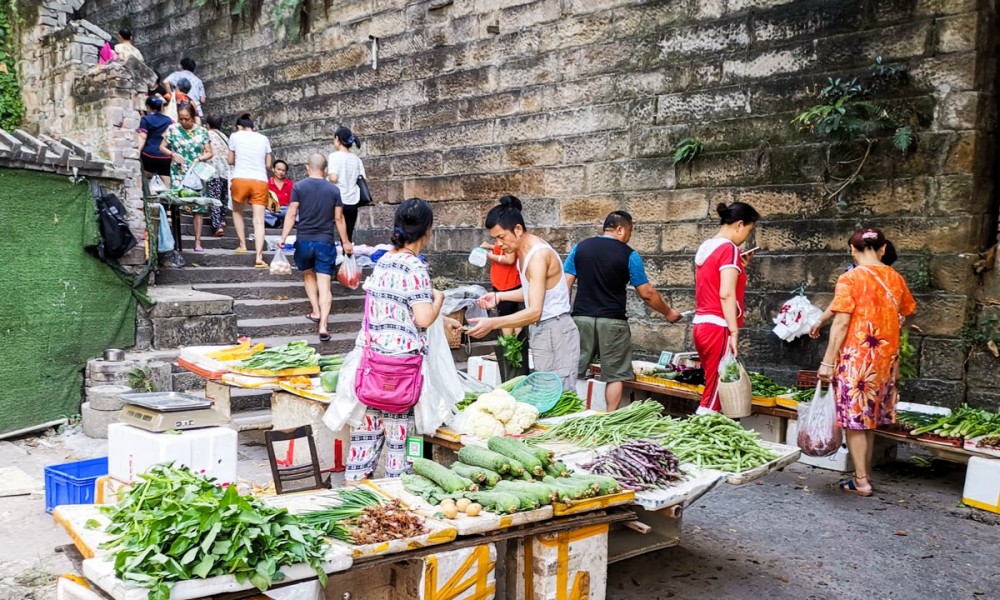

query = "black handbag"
(356, 174), (373, 207)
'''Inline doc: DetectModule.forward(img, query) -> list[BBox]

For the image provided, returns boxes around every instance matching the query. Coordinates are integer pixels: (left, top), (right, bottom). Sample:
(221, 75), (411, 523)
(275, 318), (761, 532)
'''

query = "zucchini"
(494, 480), (556, 505)
(543, 476), (594, 499)
(450, 462), (487, 484)
(411, 458), (478, 493)
(487, 437), (546, 476)
(464, 491), (521, 514)
(570, 474), (621, 495)
(498, 375), (527, 392)
(543, 461), (570, 478)
(457, 446), (511, 474)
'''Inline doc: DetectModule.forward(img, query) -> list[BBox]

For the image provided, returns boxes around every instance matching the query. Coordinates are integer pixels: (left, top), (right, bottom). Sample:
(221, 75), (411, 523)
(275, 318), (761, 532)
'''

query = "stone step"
(254, 332), (359, 354)
(180, 248), (295, 268)
(237, 314), (362, 338)
(193, 280), (359, 300)
(156, 266), (303, 285)
(234, 295), (365, 319)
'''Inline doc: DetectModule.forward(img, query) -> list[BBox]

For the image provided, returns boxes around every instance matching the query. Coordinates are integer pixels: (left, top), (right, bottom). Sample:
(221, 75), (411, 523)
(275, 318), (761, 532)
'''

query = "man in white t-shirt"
(227, 113), (273, 267)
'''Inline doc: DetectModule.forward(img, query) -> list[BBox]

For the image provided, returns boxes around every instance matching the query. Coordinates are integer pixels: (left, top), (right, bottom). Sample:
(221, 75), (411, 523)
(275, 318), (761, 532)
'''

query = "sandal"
(319, 332), (331, 342)
(839, 476), (873, 497)
(234, 248), (249, 254)
(255, 260), (268, 269)
(306, 314), (320, 323)
(214, 228), (225, 237)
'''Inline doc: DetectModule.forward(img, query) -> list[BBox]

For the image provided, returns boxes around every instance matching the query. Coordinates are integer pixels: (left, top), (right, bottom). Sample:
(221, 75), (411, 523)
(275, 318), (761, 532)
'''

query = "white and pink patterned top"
(356, 252), (433, 355)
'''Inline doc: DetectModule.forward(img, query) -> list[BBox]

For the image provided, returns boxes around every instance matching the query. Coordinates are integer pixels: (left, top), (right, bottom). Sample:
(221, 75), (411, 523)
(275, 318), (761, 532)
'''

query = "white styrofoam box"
(963, 456), (1000, 514)
(57, 576), (104, 600)
(468, 356), (501, 388)
(577, 378), (608, 412)
(507, 525), (609, 600)
(420, 543), (497, 600)
(741, 414), (786, 444)
(108, 423), (238, 485)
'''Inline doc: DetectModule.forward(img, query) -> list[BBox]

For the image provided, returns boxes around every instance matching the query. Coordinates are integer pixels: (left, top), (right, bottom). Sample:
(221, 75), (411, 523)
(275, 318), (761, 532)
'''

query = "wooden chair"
(264, 425), (330, 495)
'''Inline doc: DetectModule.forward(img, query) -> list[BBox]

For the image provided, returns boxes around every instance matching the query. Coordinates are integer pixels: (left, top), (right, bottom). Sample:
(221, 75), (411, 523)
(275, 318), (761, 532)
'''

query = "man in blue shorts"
(278, 153), (351, 342)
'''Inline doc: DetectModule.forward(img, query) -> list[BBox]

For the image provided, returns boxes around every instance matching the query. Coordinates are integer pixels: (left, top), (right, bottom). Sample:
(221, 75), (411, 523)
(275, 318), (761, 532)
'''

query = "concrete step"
(177, 221), (284, 237)
(156, 266), (303, 285)
(237, 314), (362, 338)
(193, 280), (359, 300)
(180, 248), (294, 268)
(254, 332), (358, 354)
(234, 295), (365, 319)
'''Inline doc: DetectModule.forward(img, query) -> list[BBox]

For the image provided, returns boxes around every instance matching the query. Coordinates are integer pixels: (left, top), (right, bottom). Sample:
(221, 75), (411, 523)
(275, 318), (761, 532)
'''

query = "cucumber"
(450, 462), (487, 484)
(543, 476), (594, 499)
(464, 491), (521, 514)
(570, 474), (621, 495)
(490, 481), (540, 510)
(506, 457), (526, 477)
(526, 444), (553, 466)
(411, 457), (478, 493)
(457, 446), (512, 474)
(487, 437), (546, 476)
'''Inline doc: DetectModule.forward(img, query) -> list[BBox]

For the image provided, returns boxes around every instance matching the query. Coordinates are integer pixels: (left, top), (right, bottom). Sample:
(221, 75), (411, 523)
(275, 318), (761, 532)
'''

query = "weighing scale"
(118, 392), (229, 432)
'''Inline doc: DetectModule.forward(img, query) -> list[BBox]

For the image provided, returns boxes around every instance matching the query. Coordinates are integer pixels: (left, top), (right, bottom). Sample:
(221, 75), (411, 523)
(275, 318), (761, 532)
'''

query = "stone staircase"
(133, 213), (493, 439)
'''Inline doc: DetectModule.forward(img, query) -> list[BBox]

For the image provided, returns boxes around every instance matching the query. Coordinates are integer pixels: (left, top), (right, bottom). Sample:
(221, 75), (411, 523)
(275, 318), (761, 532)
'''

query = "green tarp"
(0, 169), (136, 435)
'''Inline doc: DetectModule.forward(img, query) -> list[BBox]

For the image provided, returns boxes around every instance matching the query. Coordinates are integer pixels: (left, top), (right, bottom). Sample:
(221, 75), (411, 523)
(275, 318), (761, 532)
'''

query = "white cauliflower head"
(474, 389), (517, 423)
(466, 408), (506, 438)
(504, 402), (539, 435)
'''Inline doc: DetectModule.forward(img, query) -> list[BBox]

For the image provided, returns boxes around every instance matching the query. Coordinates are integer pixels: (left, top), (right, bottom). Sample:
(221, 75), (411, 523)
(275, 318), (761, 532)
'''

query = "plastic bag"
(269, 249), (292, 275)
(441, 285), (489, 321)
(796, 382), (842, 457)
(718, 353), (742, 383)
(773, 294), (823, 341)
(149, 175), (167, 193)
(181, 168), (203, 191)
(337, 255), (361, 289)
(414, 316), (463, 434)
(322, 347), (367, 432)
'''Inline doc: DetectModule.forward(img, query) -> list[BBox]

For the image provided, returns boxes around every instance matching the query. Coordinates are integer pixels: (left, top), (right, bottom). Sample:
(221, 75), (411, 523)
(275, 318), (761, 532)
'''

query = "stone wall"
(17, 0), (155, 263)
(83, 0), (1000, 407)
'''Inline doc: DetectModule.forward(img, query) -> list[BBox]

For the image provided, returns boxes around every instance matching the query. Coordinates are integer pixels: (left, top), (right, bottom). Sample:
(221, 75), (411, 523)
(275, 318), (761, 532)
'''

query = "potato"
(440, 498), (456, 507)
(442, 505), (459, 519)
(455, 498), (472, 512)
(465, 503), (482, 517)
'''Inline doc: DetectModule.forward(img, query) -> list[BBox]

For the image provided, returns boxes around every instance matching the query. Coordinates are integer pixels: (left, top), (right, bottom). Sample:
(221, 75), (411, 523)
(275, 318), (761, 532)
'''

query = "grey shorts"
(574, 316), (634, 383)
(529, 313), (580, 391)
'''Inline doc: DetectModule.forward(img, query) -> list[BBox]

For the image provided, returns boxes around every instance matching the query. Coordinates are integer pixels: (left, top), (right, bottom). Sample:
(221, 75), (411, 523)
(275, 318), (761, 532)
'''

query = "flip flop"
(255, 261), (267, 269)
(306, 314), (320, 323)
(194, 247), (205, 253)
(838, 478), (873, 497)
(234, 248), (249, 254)
(319, 332), (331, 342)
(214, 228), (225, 237)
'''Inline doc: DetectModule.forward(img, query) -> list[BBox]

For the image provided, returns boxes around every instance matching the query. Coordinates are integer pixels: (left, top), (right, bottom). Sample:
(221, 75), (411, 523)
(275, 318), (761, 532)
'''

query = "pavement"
(0, 426), (997, 599)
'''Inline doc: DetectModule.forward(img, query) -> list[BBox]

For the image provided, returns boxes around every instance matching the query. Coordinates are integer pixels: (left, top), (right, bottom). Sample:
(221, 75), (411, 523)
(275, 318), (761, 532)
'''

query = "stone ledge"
(0, 128), (112, 176)
(148, 285), (235, 318)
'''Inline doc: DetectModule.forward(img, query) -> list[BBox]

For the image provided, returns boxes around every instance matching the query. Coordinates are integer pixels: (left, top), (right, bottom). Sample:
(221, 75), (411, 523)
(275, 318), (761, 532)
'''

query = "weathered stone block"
(965, 351), (1000, 389)
(152, 315), (238, 349)
(722, 43), (816, 82)
(656, 88), (750, 125)
(919, 338), (967, 381)
(935, 13), (978, 53)
(899, 378), (966, 408)
(560, 196), (619, 225)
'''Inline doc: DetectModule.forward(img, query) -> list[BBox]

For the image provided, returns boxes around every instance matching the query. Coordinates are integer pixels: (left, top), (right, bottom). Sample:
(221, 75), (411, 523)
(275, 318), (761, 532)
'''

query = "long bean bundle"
(581, 439), (684, 490)
(661, 413), (778, 472)
(532, 400), (681, 448)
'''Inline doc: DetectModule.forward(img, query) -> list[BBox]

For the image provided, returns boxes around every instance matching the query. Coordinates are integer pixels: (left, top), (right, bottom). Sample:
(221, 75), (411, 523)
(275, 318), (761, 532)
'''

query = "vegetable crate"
(44, 457), (108, 513)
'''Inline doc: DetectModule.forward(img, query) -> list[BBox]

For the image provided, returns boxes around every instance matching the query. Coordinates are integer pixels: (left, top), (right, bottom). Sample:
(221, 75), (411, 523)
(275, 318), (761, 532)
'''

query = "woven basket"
(718, 361), (752, 418)
(445, 309), (465, 349)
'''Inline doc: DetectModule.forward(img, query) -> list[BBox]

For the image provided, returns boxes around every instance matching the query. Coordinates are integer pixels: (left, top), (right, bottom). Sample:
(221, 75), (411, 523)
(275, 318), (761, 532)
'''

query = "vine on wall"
(0, 0), (25, 131)
(193, 0), (310, 37)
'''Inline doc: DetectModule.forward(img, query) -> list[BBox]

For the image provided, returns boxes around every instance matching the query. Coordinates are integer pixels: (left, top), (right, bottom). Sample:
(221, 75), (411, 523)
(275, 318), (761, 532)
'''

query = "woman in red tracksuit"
(693, 202), (761, 414)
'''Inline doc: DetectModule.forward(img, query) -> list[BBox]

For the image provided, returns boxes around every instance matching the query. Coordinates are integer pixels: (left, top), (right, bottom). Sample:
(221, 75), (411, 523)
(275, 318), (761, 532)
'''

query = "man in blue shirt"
(564, 211), (682, 410)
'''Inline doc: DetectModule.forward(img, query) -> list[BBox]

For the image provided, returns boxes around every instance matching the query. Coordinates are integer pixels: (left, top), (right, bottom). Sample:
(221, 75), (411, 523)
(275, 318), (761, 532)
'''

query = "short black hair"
(603, 210), (632, 231)
(391, 199), (434, 248)
(205, 114), (222, 130)
(118, 28), (132, 40)
(177, 77), (192, 94)
(236, 113), (254, 129)
(273, 159), (288, 169)
(176, 103), (196, 119)
(180, 57), (196, 71)
(485, 195), (524, 232)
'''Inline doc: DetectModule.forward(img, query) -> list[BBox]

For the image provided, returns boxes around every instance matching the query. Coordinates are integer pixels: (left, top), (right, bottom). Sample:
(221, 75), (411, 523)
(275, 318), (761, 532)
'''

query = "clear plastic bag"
(337, 255), (361, 289)
(322, 347), (367, 432)
(149, 175), (167, 193)
(269, 249), (292, 275)
(796, 382), (842, 457)
(414, 316), (463, 434)
(181, 168), (203, 191)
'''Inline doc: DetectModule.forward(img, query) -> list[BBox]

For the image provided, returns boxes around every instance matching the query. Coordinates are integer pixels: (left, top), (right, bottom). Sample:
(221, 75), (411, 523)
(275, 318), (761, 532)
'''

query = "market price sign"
(405, 436), (424, 462)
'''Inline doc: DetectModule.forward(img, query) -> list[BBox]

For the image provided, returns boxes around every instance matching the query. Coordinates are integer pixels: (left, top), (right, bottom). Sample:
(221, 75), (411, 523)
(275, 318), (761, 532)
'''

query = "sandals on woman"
(306, 314), (320, 323)
(839, 476), (873, 497)
(319, 332), (331, 342)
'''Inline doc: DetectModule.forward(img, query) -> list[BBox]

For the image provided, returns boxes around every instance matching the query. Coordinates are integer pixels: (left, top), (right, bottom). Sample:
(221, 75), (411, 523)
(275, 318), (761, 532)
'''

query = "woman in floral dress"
(818, 228), (916, 497)
(160, 103), (213, 252)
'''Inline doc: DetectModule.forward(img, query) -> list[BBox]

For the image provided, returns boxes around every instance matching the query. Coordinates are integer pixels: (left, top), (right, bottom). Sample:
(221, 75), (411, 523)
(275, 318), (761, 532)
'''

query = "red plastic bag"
(796, 382), (842, 457)
(337, 255), (361, 290)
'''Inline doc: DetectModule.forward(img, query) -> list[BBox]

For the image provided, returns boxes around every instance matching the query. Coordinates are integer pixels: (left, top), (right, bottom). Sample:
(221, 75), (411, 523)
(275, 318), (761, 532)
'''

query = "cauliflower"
(466, 408), (506, 438)
(505, 402), (539, 435)
(474, 389), (517, 423)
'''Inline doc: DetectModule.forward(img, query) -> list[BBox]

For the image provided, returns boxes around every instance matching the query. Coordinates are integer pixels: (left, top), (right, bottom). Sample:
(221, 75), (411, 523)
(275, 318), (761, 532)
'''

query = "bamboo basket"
(718, 361), (752, 418)
(445, 309), (465, 349)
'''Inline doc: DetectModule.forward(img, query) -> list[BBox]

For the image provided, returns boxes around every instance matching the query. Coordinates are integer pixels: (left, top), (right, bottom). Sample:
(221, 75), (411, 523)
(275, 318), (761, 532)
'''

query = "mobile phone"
(741, 246), (760, 256)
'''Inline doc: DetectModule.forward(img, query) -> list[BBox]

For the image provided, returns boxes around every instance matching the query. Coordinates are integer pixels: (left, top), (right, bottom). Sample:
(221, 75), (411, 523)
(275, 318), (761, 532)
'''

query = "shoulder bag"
(356, 155), (373, 206)
(354, 292), (423, 413)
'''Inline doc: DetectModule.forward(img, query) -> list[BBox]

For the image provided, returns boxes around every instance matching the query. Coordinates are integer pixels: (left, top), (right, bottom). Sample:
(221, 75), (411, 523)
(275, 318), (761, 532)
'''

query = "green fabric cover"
(0, 169), (137, 435)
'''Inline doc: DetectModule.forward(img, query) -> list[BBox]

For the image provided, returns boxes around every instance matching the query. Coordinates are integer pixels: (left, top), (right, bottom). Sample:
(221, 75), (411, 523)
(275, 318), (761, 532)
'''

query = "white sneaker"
(695, 406), (717, 416)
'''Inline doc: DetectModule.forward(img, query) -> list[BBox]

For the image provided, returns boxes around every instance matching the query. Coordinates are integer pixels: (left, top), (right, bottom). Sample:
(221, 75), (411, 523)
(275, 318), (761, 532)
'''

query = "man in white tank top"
(468, 199), (580, 390)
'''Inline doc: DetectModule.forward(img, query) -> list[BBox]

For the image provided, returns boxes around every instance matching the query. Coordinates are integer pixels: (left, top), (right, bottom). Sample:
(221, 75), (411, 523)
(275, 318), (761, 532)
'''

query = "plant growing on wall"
(672, 137), (702, 165)
(0, 0), (25, 131)
(193, 0), (265, 29)
(792, 56), (917, 203)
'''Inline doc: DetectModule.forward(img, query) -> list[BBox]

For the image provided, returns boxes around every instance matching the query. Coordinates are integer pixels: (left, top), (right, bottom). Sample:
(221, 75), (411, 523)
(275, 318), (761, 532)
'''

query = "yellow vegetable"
(442, 505), (459, 519)
(465, 503), (482, 517)
(456, 498), (472, 512)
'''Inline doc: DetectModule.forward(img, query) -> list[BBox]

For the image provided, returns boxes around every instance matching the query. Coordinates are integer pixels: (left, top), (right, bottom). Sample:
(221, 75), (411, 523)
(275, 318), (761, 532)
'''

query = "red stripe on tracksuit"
(693, 323), (729, 413)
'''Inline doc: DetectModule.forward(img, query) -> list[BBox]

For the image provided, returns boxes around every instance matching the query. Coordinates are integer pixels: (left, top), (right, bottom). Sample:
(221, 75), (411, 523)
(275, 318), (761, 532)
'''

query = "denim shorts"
(294, 240), (337, 276)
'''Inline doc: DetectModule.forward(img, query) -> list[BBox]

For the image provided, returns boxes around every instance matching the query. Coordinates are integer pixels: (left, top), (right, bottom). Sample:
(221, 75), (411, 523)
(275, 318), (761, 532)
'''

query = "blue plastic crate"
(44, 456), (108, 514)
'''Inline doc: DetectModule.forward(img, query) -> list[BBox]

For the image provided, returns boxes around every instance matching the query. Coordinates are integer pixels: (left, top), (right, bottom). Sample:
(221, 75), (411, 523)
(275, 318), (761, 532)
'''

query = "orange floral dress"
(829, 265), (917, 430)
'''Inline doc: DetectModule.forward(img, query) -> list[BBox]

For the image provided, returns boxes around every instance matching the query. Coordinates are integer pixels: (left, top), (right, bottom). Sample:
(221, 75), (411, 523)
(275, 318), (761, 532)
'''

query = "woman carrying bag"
(691, 202), (760, 415)
(326, 126), (368, 242)
(343, 199), (460, 481)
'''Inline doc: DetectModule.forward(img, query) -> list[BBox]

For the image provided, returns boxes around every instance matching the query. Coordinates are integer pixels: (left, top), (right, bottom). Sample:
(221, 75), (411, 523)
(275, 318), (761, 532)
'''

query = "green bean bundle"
(532, 400), (682, 448)
(661, 413), (778, 472)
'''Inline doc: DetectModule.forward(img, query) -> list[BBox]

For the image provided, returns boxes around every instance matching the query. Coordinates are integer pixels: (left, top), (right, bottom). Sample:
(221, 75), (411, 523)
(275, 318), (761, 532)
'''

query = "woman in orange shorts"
(227, 113), (273, 267)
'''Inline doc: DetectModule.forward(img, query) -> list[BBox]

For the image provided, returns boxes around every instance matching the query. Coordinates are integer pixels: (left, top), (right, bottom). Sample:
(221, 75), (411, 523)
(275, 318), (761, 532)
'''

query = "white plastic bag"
(796, 382), (842, 457)
(773, 294), (823, 341)
(442, 285), (489, 321)
(414, 316), (463, 434)
(337, 255), (361, 289)
(149, 175), (167, 193)
(322, 347), (367, 432)
(269, 249), (292, 275)
(181, 168), (203, 191)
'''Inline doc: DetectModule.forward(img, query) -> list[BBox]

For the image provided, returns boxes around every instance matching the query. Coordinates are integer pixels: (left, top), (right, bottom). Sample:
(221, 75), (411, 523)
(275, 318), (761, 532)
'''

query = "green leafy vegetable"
(497, 334), (524, 369)
(237, 340), (319, 371)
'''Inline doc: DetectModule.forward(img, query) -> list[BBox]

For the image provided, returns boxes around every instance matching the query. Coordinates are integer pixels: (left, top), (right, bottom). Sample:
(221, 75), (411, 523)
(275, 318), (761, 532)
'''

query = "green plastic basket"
(509, 371), (563, 413)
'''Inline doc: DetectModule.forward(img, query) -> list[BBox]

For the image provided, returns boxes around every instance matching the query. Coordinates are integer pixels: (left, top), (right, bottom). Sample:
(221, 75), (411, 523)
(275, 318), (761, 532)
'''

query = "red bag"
(354, 292), (423, 413)
(337, 254), (361, 290)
